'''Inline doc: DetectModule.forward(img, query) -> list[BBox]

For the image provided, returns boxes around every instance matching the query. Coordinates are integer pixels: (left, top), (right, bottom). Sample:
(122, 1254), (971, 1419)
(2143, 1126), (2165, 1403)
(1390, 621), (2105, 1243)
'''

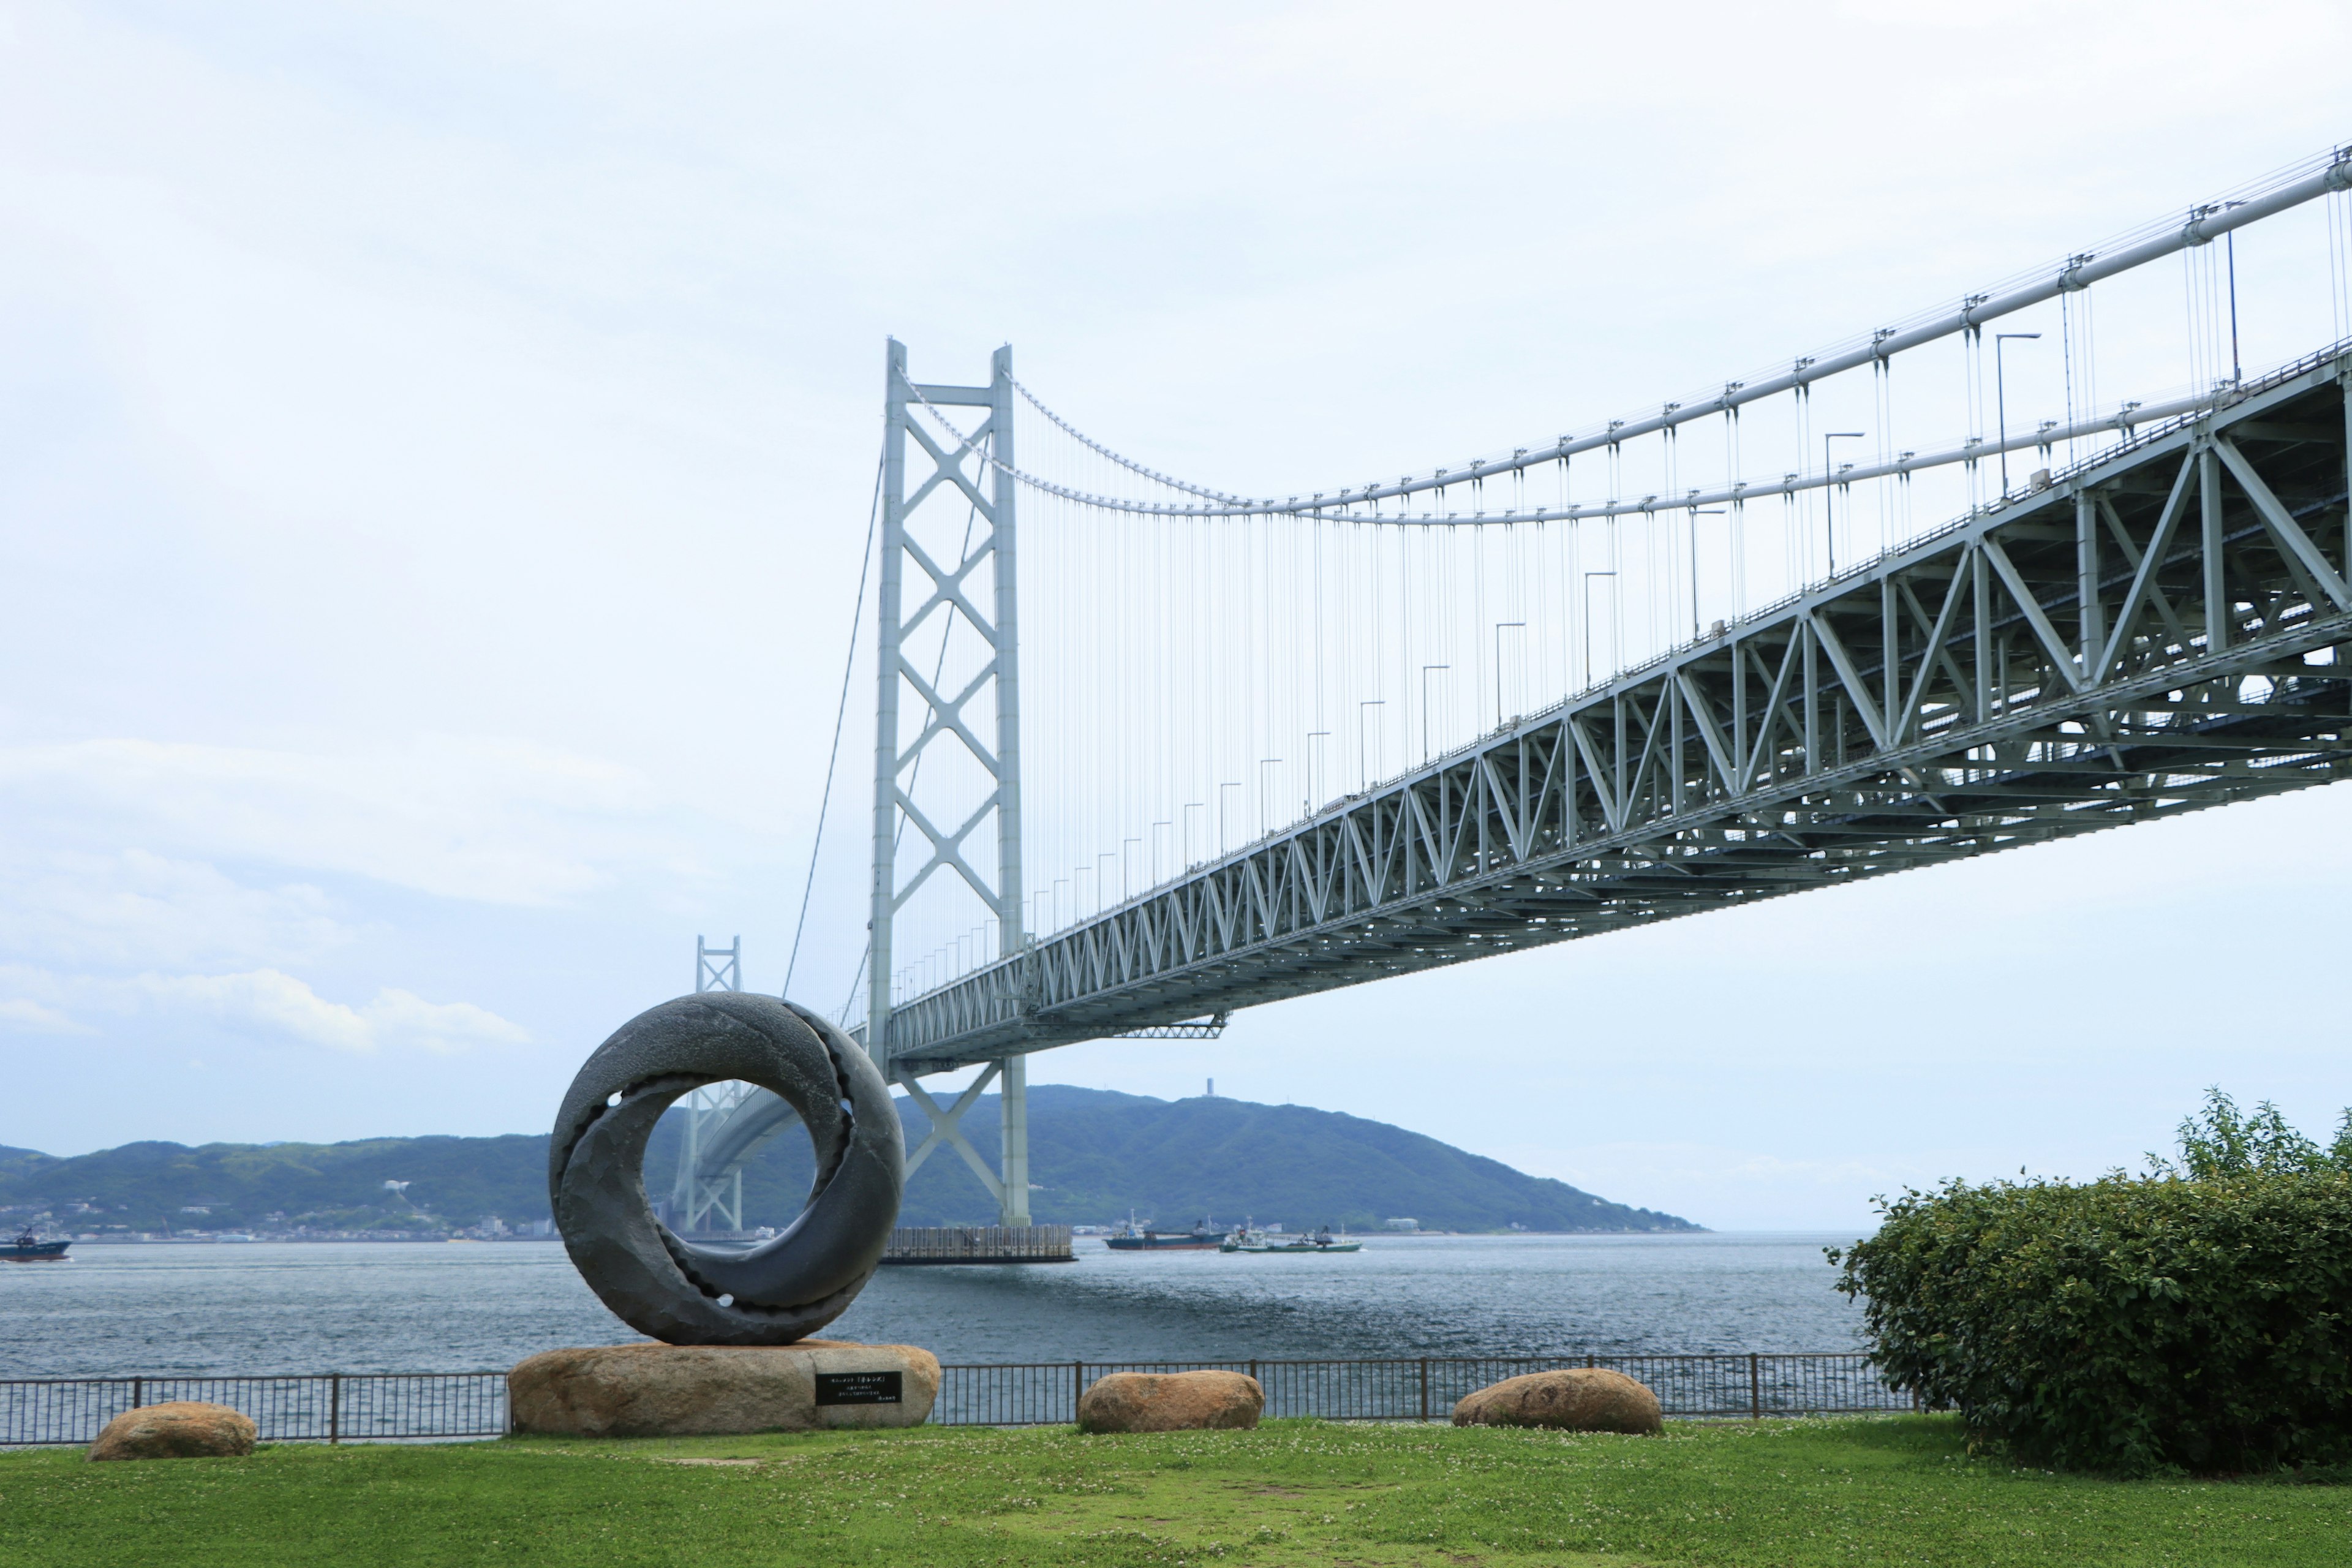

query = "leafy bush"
(1833, 1091), (2352, 1474)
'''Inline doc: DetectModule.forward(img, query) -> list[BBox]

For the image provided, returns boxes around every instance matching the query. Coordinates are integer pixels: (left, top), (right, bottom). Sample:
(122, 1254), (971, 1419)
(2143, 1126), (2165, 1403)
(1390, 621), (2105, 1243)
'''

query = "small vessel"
(4, 1227), (70, 1263)
(1241, 1226), (1362, 1254)
(1103, 1212), (1223, 1252)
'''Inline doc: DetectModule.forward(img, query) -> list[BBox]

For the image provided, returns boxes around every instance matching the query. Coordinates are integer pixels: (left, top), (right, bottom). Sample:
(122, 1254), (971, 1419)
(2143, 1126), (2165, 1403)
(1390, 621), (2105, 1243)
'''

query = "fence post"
(1418, 1359), (1429, 1422)
(1072, 1361), (1084, 1423)
(328, 1374), (341, 1445)
(1749, 1354), (1762, 1420)
(130, 1377), (143, 1410)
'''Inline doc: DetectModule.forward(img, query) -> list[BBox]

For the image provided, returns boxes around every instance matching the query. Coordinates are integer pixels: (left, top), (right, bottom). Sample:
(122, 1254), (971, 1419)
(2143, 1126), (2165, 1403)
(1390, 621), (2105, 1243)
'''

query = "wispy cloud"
(0, 737), (675, 907)
(0, 847), (344, 971)
(136, 968), (529, 1055)
(0, 997), (94, 1035)
(0, 962), (527, 1056)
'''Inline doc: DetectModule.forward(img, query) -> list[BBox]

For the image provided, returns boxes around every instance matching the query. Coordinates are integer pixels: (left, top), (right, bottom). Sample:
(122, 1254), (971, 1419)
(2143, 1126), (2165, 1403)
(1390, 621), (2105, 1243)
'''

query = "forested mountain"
(0, 1090), (1694, 1235)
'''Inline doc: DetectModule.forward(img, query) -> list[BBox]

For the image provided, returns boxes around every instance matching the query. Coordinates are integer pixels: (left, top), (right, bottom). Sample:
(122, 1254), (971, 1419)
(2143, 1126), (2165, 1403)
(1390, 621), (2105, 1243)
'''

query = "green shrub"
(1833, 1091), (2352, 1475)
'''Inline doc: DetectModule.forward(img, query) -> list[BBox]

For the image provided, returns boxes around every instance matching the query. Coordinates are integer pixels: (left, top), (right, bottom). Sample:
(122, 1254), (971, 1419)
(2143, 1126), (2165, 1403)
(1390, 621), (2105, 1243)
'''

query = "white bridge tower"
(870, 341), (1031, 1227)
(668, 935), (748, 1234)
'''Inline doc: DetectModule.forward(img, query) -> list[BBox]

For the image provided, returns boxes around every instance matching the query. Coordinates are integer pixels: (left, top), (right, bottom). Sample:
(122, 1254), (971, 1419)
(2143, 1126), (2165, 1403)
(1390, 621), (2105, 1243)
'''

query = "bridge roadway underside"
(878, 347), (2352, 1076)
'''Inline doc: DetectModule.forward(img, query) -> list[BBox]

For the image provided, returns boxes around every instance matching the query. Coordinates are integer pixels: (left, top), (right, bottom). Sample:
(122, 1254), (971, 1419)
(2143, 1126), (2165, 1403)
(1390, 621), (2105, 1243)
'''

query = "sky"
(2, 2), (2350, 1229)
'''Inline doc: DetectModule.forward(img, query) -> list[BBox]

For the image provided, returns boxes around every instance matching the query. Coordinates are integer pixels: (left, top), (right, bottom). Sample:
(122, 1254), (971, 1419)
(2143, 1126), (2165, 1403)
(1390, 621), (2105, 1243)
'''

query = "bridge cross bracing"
(698, 147), (2352, 1225)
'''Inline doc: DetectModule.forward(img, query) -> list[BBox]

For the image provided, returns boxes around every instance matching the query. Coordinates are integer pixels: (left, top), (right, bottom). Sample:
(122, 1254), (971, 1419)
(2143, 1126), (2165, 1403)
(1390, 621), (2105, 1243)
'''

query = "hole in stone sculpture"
(717, 1293), (734, 1307)
(606, 1091), (623, 1107)
(658, 1079), (824, 1244)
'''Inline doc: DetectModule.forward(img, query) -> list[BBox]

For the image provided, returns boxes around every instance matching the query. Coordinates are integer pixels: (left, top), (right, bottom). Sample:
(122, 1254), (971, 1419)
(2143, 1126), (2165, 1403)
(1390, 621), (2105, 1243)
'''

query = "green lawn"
(4, 1415), (2346, 1567)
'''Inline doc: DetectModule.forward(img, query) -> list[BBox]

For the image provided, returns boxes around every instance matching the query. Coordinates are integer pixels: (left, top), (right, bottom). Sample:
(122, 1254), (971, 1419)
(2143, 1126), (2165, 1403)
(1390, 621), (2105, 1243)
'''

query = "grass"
(3, 1415), (2348, 1567)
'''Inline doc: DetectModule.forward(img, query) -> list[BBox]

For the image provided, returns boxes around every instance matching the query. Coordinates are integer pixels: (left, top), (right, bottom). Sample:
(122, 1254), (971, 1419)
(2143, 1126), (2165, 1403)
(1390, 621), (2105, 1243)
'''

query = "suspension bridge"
(673, 147), (2352, 1237)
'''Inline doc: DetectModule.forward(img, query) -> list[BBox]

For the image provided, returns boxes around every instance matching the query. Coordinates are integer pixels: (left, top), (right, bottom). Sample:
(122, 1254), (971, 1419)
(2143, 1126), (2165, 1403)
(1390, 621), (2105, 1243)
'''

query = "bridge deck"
(870, 346), (2352, 1073)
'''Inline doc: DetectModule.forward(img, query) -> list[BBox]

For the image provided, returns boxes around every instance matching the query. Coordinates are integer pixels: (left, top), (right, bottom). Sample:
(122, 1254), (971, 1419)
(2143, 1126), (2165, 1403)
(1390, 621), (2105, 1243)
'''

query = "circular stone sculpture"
(549, 993), (903, 1346)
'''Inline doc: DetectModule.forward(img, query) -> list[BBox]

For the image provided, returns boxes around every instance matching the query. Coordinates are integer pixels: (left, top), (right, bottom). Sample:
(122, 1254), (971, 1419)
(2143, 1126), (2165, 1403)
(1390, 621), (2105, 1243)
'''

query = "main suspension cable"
(922, 149), (2351, 527)
(789, 450), (883, 1002)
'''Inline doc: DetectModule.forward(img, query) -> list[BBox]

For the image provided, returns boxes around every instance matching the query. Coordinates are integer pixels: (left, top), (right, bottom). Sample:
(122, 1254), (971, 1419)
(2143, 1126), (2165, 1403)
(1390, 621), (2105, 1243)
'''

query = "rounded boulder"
(88, 1401), (258, 1461)
(1077, 1370), (1264, 1433)
(1452, 1368), (1662, 1434)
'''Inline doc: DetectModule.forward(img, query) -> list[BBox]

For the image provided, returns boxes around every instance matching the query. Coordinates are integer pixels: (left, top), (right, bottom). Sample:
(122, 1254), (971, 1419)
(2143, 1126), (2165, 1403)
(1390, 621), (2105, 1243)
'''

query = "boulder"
(1452, 1368), (1662, 1434)
(1077, 1370), (1263, 1433)
(88, 1401), (257, 1461)
(508, 1340), (938, 1438)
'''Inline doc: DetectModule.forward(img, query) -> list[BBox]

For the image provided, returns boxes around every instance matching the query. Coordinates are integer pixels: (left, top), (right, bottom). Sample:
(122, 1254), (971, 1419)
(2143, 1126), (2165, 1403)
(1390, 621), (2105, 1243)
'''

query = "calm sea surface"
(4, 1234), (1863, 1377)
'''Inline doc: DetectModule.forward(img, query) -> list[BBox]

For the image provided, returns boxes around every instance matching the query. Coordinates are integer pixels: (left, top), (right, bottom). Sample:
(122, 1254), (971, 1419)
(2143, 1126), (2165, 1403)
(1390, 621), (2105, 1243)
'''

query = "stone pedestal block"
(508, 1340), (939, 1438)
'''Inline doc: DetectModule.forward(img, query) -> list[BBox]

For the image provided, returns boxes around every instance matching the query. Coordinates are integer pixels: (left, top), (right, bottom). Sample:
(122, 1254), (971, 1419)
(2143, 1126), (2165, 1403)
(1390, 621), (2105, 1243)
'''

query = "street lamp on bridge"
(1581, 571), (1616, 688)
(1823, 432), (1865, 573)
(1492, 623), (1526, 726)
(1994, 332), (2040, 497)
(1685, 512), (1724, 639)
(1257, 759), (1284, 835)
(1420, 665), (1451, 761)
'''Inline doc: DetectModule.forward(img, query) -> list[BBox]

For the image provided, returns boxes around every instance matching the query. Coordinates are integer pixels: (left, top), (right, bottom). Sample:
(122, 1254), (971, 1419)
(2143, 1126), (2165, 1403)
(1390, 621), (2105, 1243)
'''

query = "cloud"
(0, 847), (345, 971)
(138, 968), (529, 1055)
(358, 987), (533, 1055)
(0, 737), (677, 907)
(0, 997), (94, 1035)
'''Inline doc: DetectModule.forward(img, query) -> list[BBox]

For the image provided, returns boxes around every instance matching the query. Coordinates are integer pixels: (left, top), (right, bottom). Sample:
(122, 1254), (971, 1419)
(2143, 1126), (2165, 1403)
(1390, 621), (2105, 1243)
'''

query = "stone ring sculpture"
(549, 992), (904, 1345)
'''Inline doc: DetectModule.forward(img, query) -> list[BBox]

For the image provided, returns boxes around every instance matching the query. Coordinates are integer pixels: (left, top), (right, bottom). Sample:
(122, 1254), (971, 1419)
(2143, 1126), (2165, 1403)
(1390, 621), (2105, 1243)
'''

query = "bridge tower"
(872, 341), (1031, 1226)
(669, 935), (747, 1234)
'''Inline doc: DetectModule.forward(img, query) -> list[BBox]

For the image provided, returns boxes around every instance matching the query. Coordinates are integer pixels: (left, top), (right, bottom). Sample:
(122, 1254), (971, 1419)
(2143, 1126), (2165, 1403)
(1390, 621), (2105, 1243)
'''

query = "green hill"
(889, 1088), (1694, 1233)
(0, 1090), (1694, 1235)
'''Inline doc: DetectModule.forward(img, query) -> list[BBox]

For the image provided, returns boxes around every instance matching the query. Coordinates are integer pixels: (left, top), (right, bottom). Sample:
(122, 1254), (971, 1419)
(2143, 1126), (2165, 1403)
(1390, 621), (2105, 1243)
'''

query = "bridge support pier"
(998, 1055), (1030, 1226)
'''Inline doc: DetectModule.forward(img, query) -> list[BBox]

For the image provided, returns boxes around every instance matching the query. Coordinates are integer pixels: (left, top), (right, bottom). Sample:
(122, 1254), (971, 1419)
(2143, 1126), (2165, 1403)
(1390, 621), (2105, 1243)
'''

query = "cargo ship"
(1102, 1213), (1223, 1251)
(4, 1227), (70, 1262)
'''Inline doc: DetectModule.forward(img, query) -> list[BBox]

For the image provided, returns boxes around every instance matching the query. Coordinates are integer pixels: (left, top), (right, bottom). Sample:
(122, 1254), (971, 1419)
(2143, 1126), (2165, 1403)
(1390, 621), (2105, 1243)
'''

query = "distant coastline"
(2, 1087), (1699, 1240)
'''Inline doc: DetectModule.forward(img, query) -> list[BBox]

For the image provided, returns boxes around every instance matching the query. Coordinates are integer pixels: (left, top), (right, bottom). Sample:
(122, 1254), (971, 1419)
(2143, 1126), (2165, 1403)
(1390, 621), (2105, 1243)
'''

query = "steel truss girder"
(875, 347), (2352, 1073)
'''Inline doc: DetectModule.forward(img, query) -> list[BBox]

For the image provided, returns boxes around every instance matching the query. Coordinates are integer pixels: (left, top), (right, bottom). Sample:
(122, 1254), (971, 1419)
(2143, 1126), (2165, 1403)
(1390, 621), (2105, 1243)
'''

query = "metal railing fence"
(933, 1352), (1910, 1427)
(3, 1353), (1905, 1446)
(2, 1374), (509, 1447)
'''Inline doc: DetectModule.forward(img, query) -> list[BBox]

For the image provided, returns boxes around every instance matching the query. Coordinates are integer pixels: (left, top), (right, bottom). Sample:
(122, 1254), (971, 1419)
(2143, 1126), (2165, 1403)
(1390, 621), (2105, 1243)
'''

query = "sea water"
(4, 1232), (1861, 1377)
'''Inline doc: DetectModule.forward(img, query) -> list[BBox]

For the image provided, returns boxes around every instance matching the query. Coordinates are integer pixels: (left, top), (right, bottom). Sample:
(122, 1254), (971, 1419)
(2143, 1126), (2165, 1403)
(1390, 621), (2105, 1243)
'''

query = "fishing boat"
(1103, 1212), (1223, 1251)
(4, 1227), (70, 1263)
(1218, 1221), (1267, 1253)
(1237, 1225), (1362, 1254)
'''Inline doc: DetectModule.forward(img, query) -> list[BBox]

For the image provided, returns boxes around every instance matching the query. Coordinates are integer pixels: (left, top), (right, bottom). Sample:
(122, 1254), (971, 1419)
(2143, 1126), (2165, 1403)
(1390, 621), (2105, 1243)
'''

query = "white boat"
(1234, 1225), (1362, 1254)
